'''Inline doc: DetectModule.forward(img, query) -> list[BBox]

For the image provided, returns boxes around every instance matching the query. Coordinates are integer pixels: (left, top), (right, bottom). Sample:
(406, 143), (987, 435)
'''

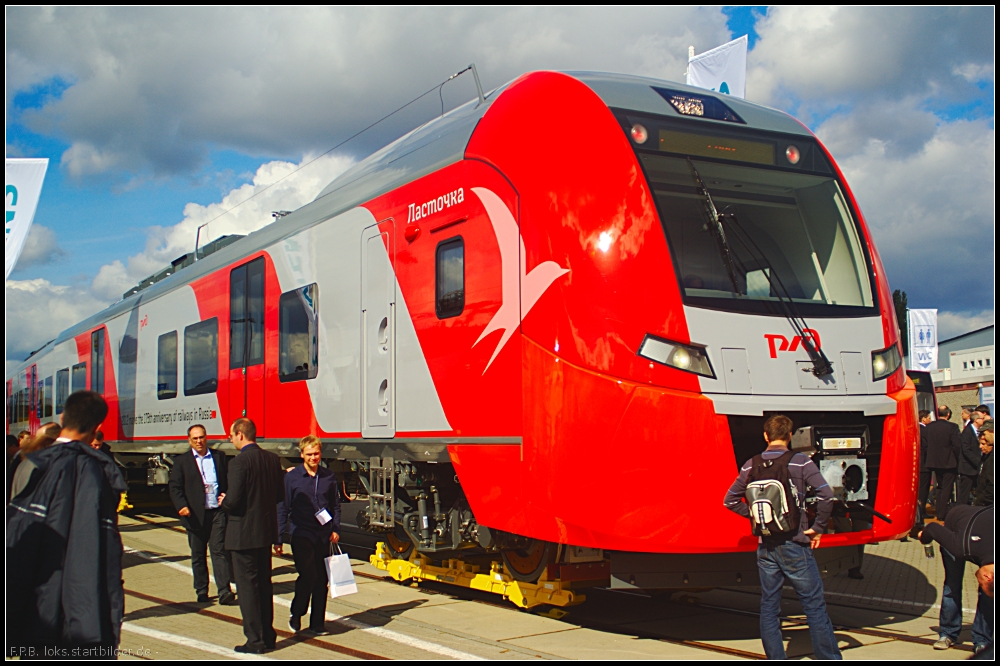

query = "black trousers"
(187, 509), (233, 599)
(230, 547), (276, 649)
(290, 536), (329, 629)
(956, 474), (978, 506)
(929, 468), (957, 520)
(917, 466), (933, 520)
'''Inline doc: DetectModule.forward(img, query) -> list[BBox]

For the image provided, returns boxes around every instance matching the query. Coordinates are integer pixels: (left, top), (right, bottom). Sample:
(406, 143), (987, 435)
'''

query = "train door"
(361, 224), (395, 438)
(229, 257), (266, 429)
(28, 365), (39, 434)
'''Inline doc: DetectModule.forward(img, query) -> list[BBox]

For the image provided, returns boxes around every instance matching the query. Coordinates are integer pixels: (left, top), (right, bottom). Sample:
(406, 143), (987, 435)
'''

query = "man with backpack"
(724, 414), (842, 660)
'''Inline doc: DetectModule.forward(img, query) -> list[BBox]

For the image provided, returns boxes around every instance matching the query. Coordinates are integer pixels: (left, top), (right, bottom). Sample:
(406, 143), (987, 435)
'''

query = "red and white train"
(7, 71), (918, 587)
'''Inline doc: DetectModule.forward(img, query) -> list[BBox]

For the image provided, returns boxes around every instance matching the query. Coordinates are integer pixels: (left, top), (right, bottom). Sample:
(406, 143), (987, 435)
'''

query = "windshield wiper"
(686, 160), (834, 378)
(687, 159), (741, 295)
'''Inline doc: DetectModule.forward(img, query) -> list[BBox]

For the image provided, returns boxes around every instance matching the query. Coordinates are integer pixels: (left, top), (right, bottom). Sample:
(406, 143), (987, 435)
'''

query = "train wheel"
(384, 527), (415, 561)
(501, 539), (556, 583)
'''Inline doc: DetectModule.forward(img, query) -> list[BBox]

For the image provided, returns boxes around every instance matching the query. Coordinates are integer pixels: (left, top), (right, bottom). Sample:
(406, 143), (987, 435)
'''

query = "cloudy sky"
(5, 6), (995, 365)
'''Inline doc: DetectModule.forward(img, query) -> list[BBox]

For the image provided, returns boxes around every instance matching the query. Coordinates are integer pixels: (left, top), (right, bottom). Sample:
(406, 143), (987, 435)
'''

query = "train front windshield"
(639, 151), (877, 317)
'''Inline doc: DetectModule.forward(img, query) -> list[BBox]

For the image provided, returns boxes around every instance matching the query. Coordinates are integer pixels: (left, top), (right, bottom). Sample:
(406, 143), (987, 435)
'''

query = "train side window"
(72, 362), (87, 393)
(157, 331), (178, 400)
(230, 258), (265, 369)
(91, 329), (105, 395)
(56, 368), (69, 414)
(44, 376), (54, 418)
(184, 318), (219, 396)
(279, 284), (319, 382)
(436, 237), (464, 319)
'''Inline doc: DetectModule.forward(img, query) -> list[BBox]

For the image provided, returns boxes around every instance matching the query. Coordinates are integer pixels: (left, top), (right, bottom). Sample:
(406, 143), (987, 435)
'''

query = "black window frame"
(71, 362), (88, 394)
(157, 330), (179, 400)
(184, 318), (219, 396)
(278, 283), (320, 383)
(230, 258), (265, 370)
(91, 329), (105, 395)
(56, 368), (69, 415)
(435, 236), (465, 319)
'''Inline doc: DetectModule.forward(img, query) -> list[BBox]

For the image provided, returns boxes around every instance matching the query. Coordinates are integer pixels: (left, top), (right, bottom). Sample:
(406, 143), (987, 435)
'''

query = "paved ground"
(112, 506), (985, 660)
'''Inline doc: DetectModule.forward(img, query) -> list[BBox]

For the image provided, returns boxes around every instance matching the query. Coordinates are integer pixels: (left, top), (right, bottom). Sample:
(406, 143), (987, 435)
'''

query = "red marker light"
(786, 145), (801, 164)
(631, 124), (648, 144)
(404, 223), (421, 243)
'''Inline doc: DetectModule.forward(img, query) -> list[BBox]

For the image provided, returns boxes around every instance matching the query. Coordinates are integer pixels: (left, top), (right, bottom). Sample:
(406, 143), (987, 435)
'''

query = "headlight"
(871, 344), (902, 381)
(638, 334), (715, 378)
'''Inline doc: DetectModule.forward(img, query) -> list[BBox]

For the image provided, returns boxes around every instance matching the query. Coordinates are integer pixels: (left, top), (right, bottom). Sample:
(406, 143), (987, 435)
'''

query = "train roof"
(9, 71), (809, 377)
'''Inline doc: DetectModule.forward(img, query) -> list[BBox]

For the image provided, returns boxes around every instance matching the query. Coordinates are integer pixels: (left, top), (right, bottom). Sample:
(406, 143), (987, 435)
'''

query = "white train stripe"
(125, 546), (484, 660)
(122, 622), (273, 660)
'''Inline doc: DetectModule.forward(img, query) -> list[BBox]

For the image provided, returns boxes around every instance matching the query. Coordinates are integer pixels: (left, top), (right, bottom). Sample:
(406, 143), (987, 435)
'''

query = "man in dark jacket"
(924, 405), (962, 519)
(168, 423), (235, 605)
(220, 418), (284, 654)
(919, 504), (993, 655)
(957, 409), (986, 505)
(7, 391), (126, 657)
(974, 420), (993, 508)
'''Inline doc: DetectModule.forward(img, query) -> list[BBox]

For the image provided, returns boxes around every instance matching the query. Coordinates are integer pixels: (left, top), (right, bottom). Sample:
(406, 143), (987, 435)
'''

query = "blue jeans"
(758, 541), (842, 660)
(940, 548), (994, 646)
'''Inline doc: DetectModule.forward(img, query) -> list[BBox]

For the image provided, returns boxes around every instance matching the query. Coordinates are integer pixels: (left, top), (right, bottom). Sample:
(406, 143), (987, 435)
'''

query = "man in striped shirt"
(724, 414), (841, 660)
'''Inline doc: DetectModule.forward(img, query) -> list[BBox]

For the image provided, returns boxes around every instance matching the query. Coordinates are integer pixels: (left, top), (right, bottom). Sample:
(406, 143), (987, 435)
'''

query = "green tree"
(893, 289), (908, 351)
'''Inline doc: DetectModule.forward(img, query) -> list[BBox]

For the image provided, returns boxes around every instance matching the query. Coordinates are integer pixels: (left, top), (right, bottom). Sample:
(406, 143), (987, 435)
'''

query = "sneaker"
(288, 614), (301, 633)
(847, 567), (864, 580)
(933, 636), (955, 650)
(307, 625), (328, 636)
(973, 643), (988, 656)
(196, 593), (211, 603)
(219, 594), (238, 606)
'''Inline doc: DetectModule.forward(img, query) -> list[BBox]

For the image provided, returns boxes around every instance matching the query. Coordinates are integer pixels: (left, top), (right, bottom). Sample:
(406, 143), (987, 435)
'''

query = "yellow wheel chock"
(370, 542), (591, 609)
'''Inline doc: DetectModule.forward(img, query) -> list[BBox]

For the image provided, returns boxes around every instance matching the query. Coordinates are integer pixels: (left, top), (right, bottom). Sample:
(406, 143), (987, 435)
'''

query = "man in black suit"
(925, 405), (962, 520)
(220, 418), (284, 654)
(917, 409), (933, 521)
(957, 407), (987, 505)
(168, 424), (235, 605)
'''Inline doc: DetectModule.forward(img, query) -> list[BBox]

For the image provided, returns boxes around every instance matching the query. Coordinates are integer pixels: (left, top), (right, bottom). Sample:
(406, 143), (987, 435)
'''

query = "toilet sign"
(907, 308), (938, 372)
(686, 35), (748, 99)
(5, 157), (49, 279)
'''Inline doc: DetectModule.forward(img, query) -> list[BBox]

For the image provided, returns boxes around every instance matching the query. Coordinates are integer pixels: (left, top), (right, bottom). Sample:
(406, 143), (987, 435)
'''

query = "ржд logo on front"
(764, 329), (821, 359)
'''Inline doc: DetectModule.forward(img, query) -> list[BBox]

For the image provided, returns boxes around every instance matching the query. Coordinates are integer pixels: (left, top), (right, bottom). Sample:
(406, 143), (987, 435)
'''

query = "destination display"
(658, 128), (775, 165)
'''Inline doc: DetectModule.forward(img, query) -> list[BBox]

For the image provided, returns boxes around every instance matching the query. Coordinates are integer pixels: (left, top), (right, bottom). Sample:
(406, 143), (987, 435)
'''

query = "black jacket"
(958, 424), (983, 476)
(924, 419), (961, 469)
(220, 443), (283, 550)
(920, 504), (993, 566)
(168, 448), (229, 531)
(919, 424), (929, 468)
(974, 450), (993, 507)
(6, 440), (128, 649)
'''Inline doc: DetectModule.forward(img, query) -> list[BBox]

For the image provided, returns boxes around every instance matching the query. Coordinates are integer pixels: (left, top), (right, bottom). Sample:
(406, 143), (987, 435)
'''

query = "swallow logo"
(765, 329), (822, 359)
(471, 187), (569, 373)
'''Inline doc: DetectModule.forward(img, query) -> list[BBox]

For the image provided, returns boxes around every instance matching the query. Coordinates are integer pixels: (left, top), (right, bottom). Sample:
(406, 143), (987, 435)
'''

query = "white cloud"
(4, 278), (109, 359)
(832, 119), (995, 312)
(747, 6), (993, 113)
(938, 310), (994, 341)
(11, 224), (66, 271)
(6, 152), (354, 358)
(7, 7), (731, 177)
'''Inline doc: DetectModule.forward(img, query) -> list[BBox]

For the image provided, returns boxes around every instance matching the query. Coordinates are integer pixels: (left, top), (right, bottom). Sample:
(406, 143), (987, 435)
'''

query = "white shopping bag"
(325, 545), (358, 598)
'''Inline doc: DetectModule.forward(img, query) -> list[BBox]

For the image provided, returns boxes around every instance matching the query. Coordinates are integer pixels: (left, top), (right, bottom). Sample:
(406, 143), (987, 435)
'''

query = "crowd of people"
(6, 394), (993, 659)
(6, 393), (343, 657)
(724, 411), (994, 660)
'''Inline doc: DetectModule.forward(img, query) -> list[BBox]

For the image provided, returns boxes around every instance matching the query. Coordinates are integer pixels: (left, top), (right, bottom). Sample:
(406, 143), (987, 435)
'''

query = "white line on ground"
(125, 546), (484, 660)
(122, 622), (273, 660)
(823, 590), (976, 615)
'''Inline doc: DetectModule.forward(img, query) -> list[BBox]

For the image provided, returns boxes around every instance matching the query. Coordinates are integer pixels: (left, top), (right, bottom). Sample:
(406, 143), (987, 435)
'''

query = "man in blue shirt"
(276, 436), (341, 634)
(168, 424), (235, 605)
(724, 414), (841, 660)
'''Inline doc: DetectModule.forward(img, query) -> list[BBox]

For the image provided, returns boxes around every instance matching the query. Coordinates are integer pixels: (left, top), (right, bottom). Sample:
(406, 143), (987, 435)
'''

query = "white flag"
(5, 158), (49, 279)
(686, 35), (748, 99)
(907, 308), (938, 372)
